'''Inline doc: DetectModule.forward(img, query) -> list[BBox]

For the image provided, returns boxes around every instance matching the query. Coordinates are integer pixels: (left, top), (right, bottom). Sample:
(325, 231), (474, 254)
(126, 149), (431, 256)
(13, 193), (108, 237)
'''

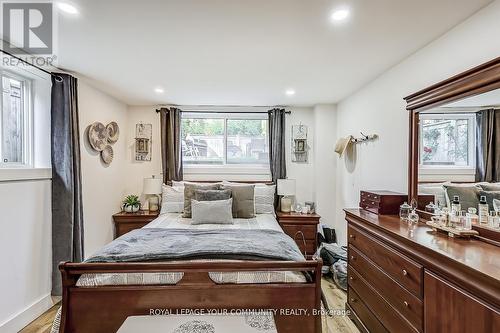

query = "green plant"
(123, 195), (141, 207)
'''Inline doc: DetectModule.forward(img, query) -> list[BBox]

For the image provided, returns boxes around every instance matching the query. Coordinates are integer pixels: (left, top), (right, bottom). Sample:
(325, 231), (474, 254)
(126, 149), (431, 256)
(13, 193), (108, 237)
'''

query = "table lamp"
(143, 175), (162, 211)
(277, 179), (296, 213)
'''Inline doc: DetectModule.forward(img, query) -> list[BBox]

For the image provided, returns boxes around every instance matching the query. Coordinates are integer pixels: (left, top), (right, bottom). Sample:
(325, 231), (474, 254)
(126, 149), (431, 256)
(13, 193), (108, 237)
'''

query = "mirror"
(417, 89), (499, 224)
(405, 57), (500, 240)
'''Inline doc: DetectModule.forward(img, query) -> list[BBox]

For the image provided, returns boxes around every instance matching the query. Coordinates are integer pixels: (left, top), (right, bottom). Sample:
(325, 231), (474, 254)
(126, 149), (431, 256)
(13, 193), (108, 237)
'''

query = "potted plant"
(122, 195), (141, 213)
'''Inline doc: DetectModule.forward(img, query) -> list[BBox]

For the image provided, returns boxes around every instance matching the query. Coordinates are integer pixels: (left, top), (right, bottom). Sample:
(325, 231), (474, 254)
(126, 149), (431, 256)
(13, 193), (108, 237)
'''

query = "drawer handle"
(349, 234), (355, 239)
(404, 301), (409, 307)
(350, 255), (356, 261)
(402, 269), (408, 276)
(371, 201), (375, 205)
(349, 276), (354, 281)
(350, 298), (357, 303)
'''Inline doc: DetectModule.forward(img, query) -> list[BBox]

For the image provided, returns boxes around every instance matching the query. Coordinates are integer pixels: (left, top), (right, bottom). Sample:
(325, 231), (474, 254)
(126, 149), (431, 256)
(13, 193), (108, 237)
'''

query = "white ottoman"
(117, 312), (277, 333)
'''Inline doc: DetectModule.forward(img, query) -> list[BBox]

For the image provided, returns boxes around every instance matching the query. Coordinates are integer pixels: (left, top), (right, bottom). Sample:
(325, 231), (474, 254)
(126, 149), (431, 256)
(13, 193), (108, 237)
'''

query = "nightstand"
(276, 211), (320, 257)
(113, 210), (160, 239)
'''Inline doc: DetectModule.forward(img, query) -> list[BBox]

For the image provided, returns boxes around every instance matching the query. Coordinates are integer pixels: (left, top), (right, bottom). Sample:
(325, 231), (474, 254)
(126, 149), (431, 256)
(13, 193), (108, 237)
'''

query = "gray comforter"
(85, 228), (305, 263)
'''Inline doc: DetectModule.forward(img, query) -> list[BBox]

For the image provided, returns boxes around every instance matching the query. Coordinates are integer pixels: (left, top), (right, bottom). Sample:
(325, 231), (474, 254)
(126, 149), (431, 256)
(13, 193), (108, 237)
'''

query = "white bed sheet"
(145, 212), (282, 232)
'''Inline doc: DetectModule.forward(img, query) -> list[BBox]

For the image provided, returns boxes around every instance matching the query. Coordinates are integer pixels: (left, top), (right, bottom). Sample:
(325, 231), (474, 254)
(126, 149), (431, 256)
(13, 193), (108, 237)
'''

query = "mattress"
(76, 213), (307, 286)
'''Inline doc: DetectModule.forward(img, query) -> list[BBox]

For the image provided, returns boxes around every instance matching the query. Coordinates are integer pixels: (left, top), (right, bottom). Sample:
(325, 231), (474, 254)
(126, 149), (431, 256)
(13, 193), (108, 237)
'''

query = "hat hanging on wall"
(334, 135), (353, 156)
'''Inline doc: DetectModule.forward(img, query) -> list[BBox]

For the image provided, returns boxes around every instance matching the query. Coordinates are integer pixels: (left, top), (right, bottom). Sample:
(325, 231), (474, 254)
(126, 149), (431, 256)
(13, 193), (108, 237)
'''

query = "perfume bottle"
(478, 196), (489, 225)
(451, 196), (461, 214)
(466, 208), (478, 227)
(489, 211), (499, 229)
(456, 210), (466, 230)
(408, 209), (419, 225)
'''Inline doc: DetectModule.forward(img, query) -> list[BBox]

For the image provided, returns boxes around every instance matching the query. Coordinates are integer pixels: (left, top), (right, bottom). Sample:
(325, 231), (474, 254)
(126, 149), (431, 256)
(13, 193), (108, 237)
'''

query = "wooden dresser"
(345, 208), (500, 333)
(277, 211), (320, 258)
(113, 210), (159, 238)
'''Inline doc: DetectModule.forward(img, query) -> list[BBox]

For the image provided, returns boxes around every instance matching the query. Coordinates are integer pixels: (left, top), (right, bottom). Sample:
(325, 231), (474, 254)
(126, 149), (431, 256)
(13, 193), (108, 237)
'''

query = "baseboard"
(0, 293), (54, 332)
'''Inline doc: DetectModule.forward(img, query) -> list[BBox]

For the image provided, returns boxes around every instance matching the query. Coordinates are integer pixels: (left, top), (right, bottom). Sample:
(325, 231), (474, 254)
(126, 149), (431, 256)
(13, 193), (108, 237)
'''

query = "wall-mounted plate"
(106, 121), (120, 143)
(101, 145), (114, 164)
(88, 122), (107, 151)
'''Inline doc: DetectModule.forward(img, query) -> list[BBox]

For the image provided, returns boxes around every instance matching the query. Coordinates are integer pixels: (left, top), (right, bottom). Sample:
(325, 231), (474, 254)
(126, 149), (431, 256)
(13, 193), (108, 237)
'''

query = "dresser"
(113, 210), (160, 238)
(345, 208), (500, 333)
(277, 212), (320, 257)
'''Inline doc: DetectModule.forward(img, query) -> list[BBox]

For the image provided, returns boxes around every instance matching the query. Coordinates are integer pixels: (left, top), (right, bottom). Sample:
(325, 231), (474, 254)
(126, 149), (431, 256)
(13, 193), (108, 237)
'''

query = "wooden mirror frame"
(404, 57), (500, 242)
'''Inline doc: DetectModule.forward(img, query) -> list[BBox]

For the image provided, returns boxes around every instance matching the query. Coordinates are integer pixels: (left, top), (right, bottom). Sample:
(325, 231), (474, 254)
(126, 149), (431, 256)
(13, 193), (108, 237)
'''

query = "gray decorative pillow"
(443, 184), (480, 210)
(191, 199), (233, 225)
(183, 183), (221, 218)
(480, 183), (500, 192)
(479, 190), (500, 212)
(195, 189), (232, 202)
(222, 184), (255, 218)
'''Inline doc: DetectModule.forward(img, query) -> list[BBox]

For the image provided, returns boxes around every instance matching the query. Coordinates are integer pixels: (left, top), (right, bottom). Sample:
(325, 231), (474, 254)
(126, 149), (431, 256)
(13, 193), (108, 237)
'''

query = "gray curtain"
(51, 73), (84, 295)
(268, 108), (287, 183)
(476, 109), (500, 182)
(160, 107), (183, 183)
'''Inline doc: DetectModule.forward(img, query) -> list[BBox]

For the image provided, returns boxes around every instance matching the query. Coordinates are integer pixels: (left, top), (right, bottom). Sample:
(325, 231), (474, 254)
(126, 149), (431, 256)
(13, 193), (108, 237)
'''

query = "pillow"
(254, 185), (276, 214)
(494, 199), (500, 212)
(222, 184), (255, 218)
(183, 183), (221, 218)
(160, 185), (184, 214)
(222, 181), (276, 214)
(191, 198), (233, 225)
(418, 182), (449, 208)
(195, 189), (232, 202)
(480, 183), (500, 192)
(479, 190), (500, 212)
(443, 184), (480, 211)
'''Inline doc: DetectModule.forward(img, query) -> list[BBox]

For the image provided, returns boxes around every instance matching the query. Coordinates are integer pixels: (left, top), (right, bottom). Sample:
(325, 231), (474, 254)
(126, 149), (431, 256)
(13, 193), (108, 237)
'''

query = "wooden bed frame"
(59, 259), (323, 333)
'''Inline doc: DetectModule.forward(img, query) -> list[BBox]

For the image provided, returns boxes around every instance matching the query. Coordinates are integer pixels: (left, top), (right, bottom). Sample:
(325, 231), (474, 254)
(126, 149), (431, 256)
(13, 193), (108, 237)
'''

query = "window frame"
(181, 112), (271, 179)
(418, 113), (476, 178)
(0, 69), (33, 168)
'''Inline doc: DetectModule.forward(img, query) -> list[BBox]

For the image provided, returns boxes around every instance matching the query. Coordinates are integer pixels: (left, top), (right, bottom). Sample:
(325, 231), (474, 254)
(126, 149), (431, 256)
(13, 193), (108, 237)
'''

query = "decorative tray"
(426, 221), (479, 238)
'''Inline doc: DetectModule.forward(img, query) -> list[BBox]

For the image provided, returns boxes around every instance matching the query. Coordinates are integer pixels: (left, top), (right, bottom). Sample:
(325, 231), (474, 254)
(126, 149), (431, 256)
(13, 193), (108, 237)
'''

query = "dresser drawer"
(348, 225), (423, 298)
(361, 191), (382, 202)
(348, 287), (388, 333)
(349, 266), (418, 333)
(349, 245), (423, 331)
(280, 224), (317, 240)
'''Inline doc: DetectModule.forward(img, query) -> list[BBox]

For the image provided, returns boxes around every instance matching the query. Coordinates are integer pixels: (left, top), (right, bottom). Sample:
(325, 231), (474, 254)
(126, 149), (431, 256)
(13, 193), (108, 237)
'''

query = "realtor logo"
(2, 2), (53, 54)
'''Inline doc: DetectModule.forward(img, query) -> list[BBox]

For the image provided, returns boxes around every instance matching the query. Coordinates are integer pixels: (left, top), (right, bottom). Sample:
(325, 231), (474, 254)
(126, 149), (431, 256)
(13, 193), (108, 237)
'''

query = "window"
(419, 113), (475, 168)
(181, 113), (269, 167)
(0, 71), (31, 167)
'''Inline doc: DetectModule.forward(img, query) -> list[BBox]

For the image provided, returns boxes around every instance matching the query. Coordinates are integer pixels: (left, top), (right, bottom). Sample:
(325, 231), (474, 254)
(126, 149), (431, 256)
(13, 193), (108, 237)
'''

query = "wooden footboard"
(59, 260), (323, 333)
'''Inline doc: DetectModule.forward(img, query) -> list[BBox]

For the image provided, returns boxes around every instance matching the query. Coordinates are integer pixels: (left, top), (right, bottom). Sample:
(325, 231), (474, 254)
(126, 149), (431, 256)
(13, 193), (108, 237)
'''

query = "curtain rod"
(155, 109), (291, 114)
(0, 49), (63, 81)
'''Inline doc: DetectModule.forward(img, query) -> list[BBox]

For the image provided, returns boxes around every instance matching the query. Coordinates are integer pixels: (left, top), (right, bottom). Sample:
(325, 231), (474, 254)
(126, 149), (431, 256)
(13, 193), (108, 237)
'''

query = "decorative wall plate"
(106, 121), (119, 143)
(88, 122), (107, 151)
(101, 145), (114, 164)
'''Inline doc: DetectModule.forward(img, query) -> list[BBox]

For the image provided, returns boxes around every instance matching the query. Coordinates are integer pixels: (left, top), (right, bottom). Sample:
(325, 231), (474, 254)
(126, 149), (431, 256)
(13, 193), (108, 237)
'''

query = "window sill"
(0, 168), (51, 182)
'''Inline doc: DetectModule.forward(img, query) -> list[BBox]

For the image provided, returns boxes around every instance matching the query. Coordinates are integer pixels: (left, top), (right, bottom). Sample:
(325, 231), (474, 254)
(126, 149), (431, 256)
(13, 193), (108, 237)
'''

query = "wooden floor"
(20, 277), (359, 333)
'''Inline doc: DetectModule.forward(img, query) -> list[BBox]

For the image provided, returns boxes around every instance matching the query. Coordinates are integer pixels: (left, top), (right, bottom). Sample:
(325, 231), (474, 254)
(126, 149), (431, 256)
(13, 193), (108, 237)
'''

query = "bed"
(56, 210), (323, 332)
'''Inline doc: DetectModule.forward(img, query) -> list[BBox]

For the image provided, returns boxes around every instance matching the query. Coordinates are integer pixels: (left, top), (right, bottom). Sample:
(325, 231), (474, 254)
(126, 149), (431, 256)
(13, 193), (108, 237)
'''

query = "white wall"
(78, 81), (129, 257)
(0, 69), (53, 331)
(334, 0), (500, 245)
(313, 105), (337, 228)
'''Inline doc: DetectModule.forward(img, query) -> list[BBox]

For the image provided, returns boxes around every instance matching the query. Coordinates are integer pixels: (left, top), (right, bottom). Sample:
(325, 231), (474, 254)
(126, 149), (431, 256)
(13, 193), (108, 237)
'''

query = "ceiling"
(54, 0), (492, 106)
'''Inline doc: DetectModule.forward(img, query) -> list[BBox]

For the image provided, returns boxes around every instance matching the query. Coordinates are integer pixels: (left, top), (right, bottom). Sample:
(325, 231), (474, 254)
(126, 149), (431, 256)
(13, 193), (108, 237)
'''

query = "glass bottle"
(489, 211), (499, 229)
(451, 196), (461, 214)
(425, 202), (437, 214)
(408, 209), (419, 225)
(478, 196), (489, 225)
(466, 208), (479, 227)
(400, 202), (412, 221)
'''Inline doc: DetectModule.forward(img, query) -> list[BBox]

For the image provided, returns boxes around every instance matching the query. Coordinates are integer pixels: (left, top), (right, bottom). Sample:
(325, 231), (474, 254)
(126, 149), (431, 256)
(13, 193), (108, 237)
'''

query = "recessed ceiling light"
(285, 89), (296, 96)
(57, 2), (78, 15)
(331, 9), (350, 21)
(154, 87), (164, 94)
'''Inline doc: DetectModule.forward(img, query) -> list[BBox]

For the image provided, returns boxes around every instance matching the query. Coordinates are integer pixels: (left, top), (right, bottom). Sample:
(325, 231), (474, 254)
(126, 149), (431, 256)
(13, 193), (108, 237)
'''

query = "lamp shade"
(277, 179), (296, 196)
(143, 176), (162, 194)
